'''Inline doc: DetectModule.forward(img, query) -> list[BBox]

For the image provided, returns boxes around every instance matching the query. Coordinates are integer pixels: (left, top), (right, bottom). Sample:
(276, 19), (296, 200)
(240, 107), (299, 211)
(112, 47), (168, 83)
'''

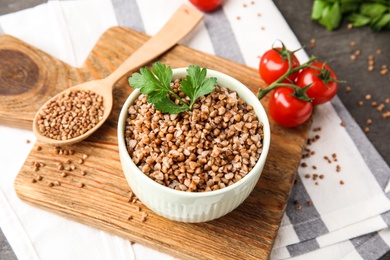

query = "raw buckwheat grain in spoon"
(33, 4), (204, 146)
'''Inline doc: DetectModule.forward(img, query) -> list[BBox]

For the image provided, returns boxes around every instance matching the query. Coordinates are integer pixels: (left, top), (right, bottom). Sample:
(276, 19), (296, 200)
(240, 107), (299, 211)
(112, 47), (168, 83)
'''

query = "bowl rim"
(117, 68), (271, 198)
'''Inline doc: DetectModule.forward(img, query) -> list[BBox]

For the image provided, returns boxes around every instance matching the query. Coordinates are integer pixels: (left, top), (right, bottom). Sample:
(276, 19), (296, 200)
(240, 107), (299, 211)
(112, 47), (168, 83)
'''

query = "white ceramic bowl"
(118, 68), (270, 223)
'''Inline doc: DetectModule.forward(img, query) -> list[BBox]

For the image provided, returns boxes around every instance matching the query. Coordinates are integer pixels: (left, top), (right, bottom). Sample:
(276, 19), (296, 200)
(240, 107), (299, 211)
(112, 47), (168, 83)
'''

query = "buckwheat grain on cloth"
(0, 0), (390, 260)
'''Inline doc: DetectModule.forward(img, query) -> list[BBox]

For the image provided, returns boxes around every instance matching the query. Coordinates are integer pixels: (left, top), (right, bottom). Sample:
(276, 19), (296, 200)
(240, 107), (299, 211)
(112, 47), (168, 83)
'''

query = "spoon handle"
(105, 4), (203, 86)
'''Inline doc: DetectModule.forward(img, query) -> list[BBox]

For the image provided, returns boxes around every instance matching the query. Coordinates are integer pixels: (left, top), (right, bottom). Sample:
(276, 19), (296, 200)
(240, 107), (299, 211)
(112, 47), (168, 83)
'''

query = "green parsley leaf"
(129, 62), (172, 97)
(150, 62), (173, 90)
(128, 69), (156, 95)
(128, 62), (217, 114)
(181, 65), (217, 109)
(153, 95), (189, 114)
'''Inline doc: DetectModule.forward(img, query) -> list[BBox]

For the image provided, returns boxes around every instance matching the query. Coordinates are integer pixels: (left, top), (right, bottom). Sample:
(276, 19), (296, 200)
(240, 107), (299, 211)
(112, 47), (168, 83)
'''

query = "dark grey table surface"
(1, 0), (389, 259)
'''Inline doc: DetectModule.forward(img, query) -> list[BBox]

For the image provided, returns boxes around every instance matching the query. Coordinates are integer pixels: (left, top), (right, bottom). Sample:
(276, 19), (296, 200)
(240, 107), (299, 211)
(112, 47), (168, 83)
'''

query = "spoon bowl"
(32, 78), (113, 146)
(33, 4), (203, 146)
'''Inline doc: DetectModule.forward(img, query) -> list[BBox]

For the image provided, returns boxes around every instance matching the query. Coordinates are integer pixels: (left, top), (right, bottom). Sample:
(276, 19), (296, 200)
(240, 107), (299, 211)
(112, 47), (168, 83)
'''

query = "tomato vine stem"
(257, 50), (317, 101)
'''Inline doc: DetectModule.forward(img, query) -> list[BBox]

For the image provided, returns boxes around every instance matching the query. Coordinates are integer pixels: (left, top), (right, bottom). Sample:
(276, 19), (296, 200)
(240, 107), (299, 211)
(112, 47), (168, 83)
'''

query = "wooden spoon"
(32, 4), (203, 146)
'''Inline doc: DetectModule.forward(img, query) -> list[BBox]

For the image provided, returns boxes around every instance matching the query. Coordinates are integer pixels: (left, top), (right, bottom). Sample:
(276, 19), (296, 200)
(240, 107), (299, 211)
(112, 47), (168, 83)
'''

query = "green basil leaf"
(319, 2), (342, 30)
(348, 13), (371, 27)
(311, 0), (390, 31)
(340, 0), (362, 14)
(312, 0), (327, 20)
(360, 3), (387, 18)
(370, 13), (390, 30)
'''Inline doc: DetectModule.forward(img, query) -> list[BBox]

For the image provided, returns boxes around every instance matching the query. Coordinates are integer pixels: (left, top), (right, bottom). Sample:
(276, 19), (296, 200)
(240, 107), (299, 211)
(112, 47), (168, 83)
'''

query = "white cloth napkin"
(1, 0), (389, 259)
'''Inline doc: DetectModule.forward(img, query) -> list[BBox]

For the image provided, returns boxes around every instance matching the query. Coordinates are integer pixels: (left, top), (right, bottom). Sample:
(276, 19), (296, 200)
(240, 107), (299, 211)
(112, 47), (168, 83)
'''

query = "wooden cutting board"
(0, 26), (311, 259)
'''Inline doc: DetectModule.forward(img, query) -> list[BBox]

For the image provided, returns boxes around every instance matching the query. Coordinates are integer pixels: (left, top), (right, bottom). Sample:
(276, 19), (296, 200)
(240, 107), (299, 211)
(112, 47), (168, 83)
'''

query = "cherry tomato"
(295, 61), (338, 105)
(268, 87), (313, 127)
(259, 47), (300, 85)
(189, 0), (223, 12)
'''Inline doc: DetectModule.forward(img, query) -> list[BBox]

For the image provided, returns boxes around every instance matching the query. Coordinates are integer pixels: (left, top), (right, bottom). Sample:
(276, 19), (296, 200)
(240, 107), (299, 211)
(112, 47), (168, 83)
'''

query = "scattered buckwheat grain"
(310, 38), (316, 48)
(377, 103), (385, 112)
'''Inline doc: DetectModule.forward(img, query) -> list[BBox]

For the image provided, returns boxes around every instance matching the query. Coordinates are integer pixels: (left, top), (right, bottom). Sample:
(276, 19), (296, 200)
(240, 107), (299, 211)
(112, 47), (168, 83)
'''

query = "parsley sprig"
(129, 62), (217, 114)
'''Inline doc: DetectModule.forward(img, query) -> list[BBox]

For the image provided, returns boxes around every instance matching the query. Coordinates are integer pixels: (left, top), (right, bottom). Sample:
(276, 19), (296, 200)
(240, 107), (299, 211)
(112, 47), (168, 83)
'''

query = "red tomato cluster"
(268, 88), (313, 128)
(259, 47), (301, 84)
(258, 46), (339, 128)
(189, 0), (223, 12)
(295, 61), (338, 106)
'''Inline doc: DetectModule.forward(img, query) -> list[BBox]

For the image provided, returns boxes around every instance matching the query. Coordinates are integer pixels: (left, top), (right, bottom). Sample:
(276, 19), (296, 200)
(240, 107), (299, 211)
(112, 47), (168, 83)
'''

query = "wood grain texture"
(1, 26), (312, 259)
